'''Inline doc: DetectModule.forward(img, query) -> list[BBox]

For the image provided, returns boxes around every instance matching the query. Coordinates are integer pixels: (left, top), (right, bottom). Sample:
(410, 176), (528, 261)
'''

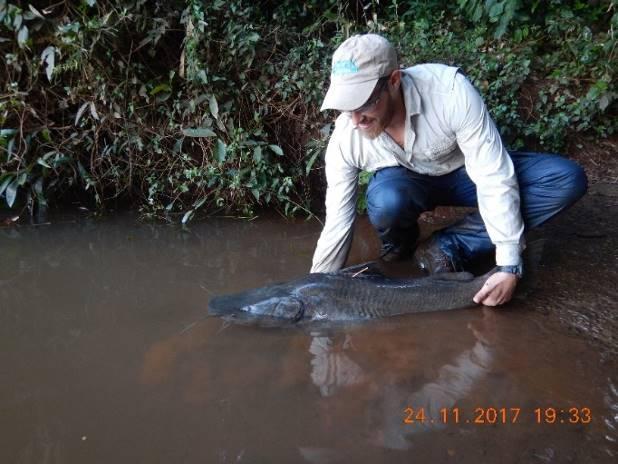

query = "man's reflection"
(306, 309), (498, 451)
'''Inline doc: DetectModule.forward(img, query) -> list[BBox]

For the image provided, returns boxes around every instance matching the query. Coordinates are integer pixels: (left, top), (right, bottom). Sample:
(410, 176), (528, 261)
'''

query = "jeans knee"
(561, 161), (588, 206)
(367, 186), (410, 229)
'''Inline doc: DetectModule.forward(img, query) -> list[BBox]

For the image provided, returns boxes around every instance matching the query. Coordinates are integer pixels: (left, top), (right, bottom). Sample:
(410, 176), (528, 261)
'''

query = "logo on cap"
(332, 59), (359, 76)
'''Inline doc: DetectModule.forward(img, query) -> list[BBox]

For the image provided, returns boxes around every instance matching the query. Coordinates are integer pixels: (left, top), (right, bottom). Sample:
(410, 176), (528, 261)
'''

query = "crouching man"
(311, 34), (587, 306)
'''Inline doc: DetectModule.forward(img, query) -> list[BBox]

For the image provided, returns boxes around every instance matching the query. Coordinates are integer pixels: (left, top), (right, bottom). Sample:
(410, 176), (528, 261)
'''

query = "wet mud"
(0, 184), (616, 463)
(528, 183), (618, 359)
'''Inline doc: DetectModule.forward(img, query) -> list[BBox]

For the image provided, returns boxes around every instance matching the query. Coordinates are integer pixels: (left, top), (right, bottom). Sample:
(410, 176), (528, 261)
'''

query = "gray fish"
(208, 263), (500, 324)
(208, 239), (545, 325)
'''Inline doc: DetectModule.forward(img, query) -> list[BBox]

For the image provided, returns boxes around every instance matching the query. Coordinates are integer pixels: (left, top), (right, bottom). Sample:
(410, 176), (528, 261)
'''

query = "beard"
(356, 95), (395, 140)
(358, 119), (387, 140)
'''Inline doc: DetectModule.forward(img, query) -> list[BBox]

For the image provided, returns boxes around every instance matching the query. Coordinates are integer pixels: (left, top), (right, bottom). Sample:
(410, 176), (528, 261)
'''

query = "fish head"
(208, 284), (306, 323)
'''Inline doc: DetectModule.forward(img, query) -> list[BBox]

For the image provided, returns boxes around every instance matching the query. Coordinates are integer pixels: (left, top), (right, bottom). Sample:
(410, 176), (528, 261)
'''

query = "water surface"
(1, 214), (616, 463)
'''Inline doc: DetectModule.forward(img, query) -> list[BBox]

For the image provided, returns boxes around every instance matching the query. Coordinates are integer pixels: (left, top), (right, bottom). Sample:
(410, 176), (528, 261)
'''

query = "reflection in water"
(310, 333), (367, 397)
(376, 339), (493, 450)
(0, 214), (616, 463)
(307, 312), (495, 451)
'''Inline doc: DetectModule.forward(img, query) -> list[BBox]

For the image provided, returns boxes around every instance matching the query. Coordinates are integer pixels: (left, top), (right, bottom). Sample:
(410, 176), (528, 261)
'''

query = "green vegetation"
(1, 0), (616, 221)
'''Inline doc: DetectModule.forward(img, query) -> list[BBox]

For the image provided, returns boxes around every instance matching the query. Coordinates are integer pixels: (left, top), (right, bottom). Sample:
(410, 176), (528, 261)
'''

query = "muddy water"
(0, 213), (616, 463)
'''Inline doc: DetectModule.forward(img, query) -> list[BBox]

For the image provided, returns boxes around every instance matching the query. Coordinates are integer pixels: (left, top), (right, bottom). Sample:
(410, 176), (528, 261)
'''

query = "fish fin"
(337, 261), (385, 278)
(426, 271), (476, 282)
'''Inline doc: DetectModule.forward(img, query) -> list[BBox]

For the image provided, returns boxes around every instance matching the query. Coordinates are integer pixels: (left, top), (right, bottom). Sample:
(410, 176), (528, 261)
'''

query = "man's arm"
(450, 72), (524, 306)
(311, 139), (359, 273)
(450, 71), (524, 267)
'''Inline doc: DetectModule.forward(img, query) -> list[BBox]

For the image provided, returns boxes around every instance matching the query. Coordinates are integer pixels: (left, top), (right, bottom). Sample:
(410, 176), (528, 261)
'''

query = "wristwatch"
(496, 263), (524, 278)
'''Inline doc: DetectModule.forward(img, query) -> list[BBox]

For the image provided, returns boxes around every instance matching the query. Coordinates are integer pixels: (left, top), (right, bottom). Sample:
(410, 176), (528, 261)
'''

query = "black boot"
(379, 242), (413, 263)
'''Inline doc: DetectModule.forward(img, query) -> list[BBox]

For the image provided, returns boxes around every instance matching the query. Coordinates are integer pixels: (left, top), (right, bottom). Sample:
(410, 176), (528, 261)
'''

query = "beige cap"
(320, 34), (398, 112)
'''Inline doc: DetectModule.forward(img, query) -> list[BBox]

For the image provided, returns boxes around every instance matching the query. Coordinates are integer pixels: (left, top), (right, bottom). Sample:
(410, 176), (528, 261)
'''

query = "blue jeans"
(366, 152), (587, 266)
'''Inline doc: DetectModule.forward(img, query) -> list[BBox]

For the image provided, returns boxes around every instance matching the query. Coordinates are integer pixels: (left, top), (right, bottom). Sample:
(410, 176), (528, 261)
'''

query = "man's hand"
(473, 272), (518, 306)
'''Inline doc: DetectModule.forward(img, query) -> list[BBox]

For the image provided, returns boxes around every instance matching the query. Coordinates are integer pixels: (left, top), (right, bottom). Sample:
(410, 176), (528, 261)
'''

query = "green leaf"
(41, 128), (51, 143)
(598, 94), (612, 111)
(75, 102), (89, 126)
(17, 25), (28, 47)
(5, 179), (18, 207)
(305, 150), (320, 175)
(251, 188), (260, 201)
(253, 146), (262, 162)
(17, 172), (27, 186)
(182, 128), (216, 137)
(34, 177), (46, 208)
(193, 197), (207, 209)
(181, 209), (194, 224)
(77, 161), (94, 188)
(29, 5), (45, 19)
(471, 2), (483, 22)
(0, 175), (13, 197)
(37, 158), (52, 168)
(268, 144), (284, 156)
(209, 95), (219, 119)
(0, 129), (17, 138)
(51, 155), (71, 168)
(155, 93), (170, 104)
(216, 138), (227, 162)
(150, 83), (171, 95)
(13, 14), (23, 31)
(89, 102), (100, 121)
(488, 2), (503, 19)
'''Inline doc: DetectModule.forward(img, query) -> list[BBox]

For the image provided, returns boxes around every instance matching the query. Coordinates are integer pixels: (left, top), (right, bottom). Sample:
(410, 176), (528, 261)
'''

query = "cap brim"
(320, 78), (378, 112)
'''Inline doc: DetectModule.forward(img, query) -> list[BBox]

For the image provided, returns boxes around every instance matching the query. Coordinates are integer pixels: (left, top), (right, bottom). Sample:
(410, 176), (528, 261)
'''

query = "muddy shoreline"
(527, 183), (618, 360)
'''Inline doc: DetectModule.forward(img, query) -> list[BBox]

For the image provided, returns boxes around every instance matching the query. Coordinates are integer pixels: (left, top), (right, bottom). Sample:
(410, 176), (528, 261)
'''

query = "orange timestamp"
(403, 407), (592, 425)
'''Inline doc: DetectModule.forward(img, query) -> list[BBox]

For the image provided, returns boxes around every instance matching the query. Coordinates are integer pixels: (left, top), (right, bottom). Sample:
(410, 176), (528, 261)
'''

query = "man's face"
(349, 77), (394, 140)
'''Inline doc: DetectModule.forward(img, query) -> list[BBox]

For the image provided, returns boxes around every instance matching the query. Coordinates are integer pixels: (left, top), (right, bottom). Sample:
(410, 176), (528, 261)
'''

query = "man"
(311, 34), (587, 306)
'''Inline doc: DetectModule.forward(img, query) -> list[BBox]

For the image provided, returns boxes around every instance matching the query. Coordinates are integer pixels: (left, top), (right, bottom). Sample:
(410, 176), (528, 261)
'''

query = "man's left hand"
(473, 272), (518, 306)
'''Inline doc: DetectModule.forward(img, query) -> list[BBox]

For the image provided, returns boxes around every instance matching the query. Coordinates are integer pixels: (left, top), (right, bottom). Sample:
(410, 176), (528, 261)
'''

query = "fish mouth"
(208, 294), (240, 316)
(208, 284), (281, 316)
(208, 290), (306, 323)
(207, 296), (258, 324)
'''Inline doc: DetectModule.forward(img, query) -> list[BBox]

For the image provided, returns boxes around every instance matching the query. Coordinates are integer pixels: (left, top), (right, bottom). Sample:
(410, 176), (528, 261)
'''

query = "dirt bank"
(530, 182), (618, 360)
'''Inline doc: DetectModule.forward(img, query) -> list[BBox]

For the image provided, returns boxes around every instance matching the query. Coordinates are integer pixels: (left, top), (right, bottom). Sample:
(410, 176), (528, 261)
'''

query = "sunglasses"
(352, 77), (390, 113)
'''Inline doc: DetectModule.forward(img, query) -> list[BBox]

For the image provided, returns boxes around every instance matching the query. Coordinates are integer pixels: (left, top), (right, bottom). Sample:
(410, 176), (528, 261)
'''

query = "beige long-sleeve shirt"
(311, 63), (524, 273)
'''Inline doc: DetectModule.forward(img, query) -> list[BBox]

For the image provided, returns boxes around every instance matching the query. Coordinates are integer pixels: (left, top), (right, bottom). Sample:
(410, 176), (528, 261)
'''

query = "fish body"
(208, 264), (494, 324)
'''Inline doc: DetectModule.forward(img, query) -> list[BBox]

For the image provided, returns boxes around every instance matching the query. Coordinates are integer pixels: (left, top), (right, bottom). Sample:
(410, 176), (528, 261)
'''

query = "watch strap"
(496, 263), (524, 278)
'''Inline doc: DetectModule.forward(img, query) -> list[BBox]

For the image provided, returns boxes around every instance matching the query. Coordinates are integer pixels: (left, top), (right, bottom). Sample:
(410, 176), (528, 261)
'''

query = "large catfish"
(208, 256), (536, 325)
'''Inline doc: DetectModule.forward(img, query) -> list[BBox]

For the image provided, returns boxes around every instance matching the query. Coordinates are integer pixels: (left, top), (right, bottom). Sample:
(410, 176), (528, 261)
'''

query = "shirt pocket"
(419, 139), (458, 161)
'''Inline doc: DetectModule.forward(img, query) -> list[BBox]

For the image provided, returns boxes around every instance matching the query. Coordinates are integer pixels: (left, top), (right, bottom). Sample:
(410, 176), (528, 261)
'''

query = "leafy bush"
(0, 0), (336, 221)
(0, 0), (615, 221)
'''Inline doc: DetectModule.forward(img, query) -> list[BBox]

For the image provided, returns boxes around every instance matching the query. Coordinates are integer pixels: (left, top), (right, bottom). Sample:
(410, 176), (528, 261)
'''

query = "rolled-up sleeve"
(310, 138), (359, 273)
(450, 72), (524, 266)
